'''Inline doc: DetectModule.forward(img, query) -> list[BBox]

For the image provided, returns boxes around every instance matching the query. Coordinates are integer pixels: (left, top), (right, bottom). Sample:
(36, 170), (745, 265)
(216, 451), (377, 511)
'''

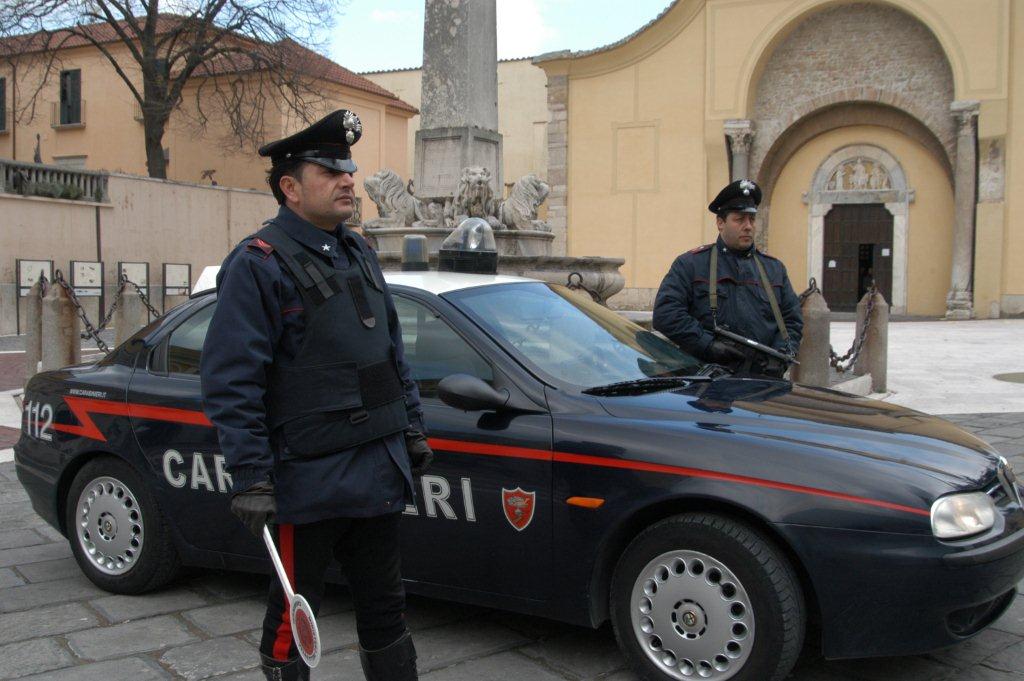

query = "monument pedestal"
(414, 127), (503, 198)
(365, 226), (553, 257)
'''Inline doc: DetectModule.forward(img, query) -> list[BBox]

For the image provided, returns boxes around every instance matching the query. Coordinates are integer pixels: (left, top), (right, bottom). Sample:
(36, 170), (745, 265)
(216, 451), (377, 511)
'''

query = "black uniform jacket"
(200, 206), (424, 524)
(653, 237), (803, 360)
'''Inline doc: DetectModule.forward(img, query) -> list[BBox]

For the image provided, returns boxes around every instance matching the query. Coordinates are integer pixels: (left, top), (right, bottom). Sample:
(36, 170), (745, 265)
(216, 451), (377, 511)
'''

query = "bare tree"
(0, 0), (344, 178)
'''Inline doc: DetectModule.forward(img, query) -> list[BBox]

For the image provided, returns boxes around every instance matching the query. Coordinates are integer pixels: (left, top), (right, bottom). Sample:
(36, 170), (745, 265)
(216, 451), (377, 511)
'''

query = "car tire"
(610, 513), (804, 681)
(65, 456), (180, 594)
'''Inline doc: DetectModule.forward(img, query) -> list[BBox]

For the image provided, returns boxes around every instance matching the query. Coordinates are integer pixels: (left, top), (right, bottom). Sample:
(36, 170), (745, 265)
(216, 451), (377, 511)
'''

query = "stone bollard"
(24, 280), (44, 381)
(853, 289), (889, 393)
(41, 284), (81, 371)
(115, 289), (148, 348)
(792, 287), (831, 387)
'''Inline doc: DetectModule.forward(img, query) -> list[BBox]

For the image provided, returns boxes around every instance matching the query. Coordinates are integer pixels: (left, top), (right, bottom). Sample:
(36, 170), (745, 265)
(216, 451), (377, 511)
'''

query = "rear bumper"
(778, 522), (1024, 659)
(13, 437), (65, 533)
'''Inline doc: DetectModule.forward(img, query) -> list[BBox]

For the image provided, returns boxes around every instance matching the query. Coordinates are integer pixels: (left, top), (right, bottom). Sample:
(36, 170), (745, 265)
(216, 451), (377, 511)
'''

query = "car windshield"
(447, 282), (702, 388)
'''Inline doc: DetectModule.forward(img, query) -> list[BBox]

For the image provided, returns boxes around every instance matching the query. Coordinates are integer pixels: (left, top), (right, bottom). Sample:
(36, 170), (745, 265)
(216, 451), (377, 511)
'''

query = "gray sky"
(330, 0), (674, 73)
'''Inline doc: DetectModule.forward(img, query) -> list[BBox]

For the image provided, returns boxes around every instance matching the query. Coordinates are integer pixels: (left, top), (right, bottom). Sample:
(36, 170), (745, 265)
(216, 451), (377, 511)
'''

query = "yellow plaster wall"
(566, 8), (707, 289)
(1002, 0), (1024, 305)
(0, 43), (411, 203)
(768, 125), (955, 315)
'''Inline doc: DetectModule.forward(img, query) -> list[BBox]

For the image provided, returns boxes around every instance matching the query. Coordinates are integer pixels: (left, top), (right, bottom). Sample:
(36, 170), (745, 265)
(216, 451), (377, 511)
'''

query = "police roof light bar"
(263, 525), (322, 668)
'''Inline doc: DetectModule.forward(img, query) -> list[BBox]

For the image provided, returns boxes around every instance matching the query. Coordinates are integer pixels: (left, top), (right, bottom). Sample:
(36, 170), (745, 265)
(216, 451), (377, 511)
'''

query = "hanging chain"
(828, 284), (876, 373)
(120, 274), (162, 320)
(51, 270), (111, 354)
(566, 271), (601, 303)
(798, 277), (820, 305)
(797, 277), (877, 373)
(47, 272), (162, 356)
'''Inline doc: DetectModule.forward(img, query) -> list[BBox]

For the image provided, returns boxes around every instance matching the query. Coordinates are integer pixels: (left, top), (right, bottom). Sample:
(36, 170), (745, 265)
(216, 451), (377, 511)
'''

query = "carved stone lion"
(498, 174), (551, 231)
(448, 166), (501, 228)
(363, 169), (420, 227)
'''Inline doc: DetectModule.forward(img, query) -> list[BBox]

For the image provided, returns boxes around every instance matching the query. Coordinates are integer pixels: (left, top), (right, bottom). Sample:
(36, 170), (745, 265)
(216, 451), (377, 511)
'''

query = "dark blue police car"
(14, 268), (1024, 681)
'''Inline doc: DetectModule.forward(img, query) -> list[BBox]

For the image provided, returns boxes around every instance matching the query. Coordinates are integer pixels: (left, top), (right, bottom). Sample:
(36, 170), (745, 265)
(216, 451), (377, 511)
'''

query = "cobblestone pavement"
(0, 414), (1021, 680)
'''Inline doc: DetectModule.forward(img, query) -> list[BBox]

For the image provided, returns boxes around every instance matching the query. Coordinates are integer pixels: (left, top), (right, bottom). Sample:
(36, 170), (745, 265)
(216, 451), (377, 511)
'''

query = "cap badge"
(343, 110), (362, 145)
(739, 179), (755, 196)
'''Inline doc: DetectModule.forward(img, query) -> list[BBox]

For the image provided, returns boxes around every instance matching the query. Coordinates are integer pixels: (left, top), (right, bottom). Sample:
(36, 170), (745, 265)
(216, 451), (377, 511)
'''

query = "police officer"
(200, 109), (431, 681)
(653, 179), (803, 375)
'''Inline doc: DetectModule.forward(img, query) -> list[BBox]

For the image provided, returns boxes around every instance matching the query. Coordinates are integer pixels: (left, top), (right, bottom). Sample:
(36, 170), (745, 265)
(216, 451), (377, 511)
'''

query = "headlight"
(931, 492), (997, 539)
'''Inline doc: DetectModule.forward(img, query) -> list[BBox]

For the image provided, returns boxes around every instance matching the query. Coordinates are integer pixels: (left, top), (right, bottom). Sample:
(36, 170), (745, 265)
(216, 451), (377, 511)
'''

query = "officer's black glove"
(708, 340), (746, 366)
(230, 481), (276, 537)
(405, 429), (434, 475)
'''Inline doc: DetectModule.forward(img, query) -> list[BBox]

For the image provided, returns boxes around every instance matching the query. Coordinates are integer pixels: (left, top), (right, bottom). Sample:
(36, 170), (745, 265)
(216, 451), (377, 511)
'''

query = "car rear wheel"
(66, 456), (180, 594)
(611, 513), (804, 681)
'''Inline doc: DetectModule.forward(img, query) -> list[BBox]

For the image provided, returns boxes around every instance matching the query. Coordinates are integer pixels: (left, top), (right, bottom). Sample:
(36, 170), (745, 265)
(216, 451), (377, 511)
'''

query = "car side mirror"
(438, 374), (510, 412)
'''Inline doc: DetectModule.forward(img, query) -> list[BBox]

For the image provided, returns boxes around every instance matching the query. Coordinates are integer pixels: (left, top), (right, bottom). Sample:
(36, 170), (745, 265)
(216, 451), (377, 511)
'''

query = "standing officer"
(653, 179), (803, 375)
(200, 109), (432, 681)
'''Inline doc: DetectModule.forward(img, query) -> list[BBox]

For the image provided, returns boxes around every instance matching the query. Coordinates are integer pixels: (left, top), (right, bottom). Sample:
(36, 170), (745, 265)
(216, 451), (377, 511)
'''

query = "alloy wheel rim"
(75, 475), (144, 575)
(630, 550), (755, 680)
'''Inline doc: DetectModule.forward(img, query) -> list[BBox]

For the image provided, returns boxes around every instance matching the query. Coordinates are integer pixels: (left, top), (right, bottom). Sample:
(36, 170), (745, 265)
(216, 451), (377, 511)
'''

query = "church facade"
(535, 0), (1019, 318)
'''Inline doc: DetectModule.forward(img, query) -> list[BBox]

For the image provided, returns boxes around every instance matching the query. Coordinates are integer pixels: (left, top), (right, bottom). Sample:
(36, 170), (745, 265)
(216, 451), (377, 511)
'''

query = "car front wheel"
(66, 456), (180, 594)
(611, 513), (805, 681)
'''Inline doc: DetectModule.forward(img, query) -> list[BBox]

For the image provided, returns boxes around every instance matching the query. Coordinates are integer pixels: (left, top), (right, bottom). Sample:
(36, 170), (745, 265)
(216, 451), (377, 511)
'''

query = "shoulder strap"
(752, 253), (790, 342)
(709, 246), (718, 323)
(254, 222), (342, 305)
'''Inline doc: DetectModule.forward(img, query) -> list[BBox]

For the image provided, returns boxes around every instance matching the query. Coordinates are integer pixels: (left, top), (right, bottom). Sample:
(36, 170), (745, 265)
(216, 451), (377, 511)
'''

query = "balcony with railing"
(51, 100), (86, 129)
(0, 159), (108, 202)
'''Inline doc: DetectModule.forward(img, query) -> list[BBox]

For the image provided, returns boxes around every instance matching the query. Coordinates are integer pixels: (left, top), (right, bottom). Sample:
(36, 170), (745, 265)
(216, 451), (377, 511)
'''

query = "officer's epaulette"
(687, 244), (713, 255)
(246, 238), (274, 259)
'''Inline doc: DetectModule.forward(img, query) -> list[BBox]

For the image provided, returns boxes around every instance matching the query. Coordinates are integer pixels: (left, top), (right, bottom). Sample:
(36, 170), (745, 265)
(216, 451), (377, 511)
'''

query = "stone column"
(946, 100), (980, 319)
(546, 73), (569, 256)
(415, 0), (503, 198)
(724, 119), (755, 181)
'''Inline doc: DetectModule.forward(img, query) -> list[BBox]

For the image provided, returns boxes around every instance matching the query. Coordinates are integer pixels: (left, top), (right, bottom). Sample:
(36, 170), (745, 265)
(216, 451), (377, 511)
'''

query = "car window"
(449, 283), (701, 388)
(165, 303), (216, 376)
(393, 295), (493, 397)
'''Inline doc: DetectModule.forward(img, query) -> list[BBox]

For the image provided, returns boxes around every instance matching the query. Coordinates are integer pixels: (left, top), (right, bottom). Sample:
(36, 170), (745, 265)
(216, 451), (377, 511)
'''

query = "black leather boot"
(358, 630), (418, 681)
(260, 653), (310, 681)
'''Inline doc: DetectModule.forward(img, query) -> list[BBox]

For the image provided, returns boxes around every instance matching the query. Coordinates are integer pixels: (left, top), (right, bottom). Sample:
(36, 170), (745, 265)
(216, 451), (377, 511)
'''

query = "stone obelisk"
(414, 0), (503, 199)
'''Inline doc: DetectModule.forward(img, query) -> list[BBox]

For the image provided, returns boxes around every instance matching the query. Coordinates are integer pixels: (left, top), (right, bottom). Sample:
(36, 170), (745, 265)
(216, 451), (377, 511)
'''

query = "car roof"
(193, 265), (538, 297)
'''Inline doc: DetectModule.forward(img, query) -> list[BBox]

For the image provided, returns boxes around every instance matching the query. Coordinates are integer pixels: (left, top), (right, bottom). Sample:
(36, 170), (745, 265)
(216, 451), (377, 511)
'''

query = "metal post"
(792, 286), (831, 387)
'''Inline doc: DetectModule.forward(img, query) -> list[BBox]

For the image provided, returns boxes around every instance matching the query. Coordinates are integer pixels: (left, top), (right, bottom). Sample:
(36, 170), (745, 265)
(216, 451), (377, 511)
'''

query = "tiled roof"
(196, 39), (417, 113)
(0, 16), (417, 113)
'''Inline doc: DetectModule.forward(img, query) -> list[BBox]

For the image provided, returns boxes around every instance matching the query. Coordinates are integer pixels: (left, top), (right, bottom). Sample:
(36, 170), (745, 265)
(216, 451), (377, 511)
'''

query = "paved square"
(0, 414), (1022, 679)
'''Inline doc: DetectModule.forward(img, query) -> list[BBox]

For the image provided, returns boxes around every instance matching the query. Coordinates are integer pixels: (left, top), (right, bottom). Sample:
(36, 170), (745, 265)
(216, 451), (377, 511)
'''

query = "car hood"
(596, 377), (1000, 489)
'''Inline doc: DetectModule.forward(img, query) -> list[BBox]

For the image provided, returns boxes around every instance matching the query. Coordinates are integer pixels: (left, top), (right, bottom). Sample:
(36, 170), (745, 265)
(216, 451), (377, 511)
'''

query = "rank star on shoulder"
(322, 244), (331, 252)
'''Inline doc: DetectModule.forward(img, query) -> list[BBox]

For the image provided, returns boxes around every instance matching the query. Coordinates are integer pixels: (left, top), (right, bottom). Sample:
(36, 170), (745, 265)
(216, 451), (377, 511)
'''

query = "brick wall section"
(546, 74), (569, 256)
(750, 2), (956, 182)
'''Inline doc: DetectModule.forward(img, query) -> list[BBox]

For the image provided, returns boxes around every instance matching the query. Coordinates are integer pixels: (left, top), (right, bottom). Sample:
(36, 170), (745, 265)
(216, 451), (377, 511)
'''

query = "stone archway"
(721, 1), (979, 317)
(805, 144), (912, 313)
